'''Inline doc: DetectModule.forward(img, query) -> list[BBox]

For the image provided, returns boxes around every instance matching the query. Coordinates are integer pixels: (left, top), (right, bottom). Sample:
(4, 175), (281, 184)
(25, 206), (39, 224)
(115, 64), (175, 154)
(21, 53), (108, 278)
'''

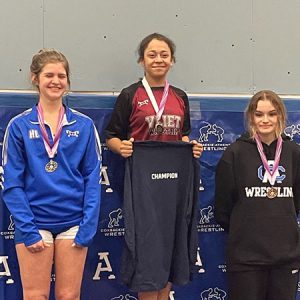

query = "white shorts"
(38, 225), (79, 244)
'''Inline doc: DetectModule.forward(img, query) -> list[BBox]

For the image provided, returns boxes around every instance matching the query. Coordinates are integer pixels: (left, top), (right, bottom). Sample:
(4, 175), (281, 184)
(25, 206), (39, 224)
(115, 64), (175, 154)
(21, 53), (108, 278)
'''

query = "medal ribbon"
(142, 76), (169, 121)
(254, 134), (282, 185)
(37, 103), (65, 159)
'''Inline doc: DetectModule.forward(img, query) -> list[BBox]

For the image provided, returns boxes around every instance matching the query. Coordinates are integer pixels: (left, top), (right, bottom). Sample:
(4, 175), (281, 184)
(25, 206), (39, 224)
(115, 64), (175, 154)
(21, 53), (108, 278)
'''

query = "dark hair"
(137, 33), (176, 63)
(30, 48), (70, 87)
(245, 90), (286, 138)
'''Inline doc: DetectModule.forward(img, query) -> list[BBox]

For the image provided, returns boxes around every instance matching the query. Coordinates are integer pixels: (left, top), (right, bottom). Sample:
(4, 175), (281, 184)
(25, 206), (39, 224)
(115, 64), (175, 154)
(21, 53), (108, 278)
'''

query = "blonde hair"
(245, 90), (286, 138)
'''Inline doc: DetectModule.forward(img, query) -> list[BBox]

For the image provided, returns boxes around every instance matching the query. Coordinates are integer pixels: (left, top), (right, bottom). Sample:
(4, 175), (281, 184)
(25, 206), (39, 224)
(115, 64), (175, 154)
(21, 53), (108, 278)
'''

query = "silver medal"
(45, 159), (58, 173)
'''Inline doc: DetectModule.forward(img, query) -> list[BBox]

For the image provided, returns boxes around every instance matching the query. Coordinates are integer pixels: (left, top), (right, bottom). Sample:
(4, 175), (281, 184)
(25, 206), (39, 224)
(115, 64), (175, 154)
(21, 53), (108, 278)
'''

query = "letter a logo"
(93, 252), (116, 280)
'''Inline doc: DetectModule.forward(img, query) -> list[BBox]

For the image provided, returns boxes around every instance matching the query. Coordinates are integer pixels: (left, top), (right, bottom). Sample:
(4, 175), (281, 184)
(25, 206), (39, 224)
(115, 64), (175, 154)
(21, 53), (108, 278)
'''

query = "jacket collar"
(29, 104), (76, 126)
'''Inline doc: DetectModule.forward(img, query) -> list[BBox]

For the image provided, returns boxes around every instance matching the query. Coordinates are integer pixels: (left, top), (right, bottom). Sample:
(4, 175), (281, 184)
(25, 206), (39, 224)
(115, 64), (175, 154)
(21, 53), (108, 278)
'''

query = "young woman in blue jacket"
(2, 49), (101, 300)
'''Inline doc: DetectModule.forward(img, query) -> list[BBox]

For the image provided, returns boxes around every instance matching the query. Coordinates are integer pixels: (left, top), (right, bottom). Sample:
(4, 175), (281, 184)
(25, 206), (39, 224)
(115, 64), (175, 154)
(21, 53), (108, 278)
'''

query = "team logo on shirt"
(0, 256), (14, 284)
(28, 129), (40, 139)
(145, 115), (182, 136)
(66, 130), (79, 137)
(198, 206), (224, 233)
(244, 161), (292, 198)
(200, 287), (227, 300)
(110, 295), (137, 300)
(257, 160), (286, 183)
(137, 99), (149, 107)
(198, 122), (231, 152)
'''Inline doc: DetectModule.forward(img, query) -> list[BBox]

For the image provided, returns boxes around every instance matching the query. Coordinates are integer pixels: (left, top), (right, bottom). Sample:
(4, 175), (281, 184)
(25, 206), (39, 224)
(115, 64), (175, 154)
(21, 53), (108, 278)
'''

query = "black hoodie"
(215, 133), (300, 271)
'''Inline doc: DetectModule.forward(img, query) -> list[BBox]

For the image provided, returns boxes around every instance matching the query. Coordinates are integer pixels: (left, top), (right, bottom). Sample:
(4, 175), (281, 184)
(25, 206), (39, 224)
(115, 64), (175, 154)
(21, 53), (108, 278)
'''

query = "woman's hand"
(72, 242), (86, 249)
(191, 140), (203, 158)
(120, 137), (134, 158)
(27, 240), (50, 253)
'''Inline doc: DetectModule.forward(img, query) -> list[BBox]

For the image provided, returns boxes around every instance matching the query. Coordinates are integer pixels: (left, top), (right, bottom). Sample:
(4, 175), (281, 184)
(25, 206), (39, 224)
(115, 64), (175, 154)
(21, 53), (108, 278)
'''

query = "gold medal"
(45, 159), (58, 173)
(267, 187), (277, 199)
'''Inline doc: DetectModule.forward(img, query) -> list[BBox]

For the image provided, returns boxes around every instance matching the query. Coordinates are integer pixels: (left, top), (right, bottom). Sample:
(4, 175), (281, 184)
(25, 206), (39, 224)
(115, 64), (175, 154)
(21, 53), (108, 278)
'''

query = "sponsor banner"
(0, 94), (300, 299)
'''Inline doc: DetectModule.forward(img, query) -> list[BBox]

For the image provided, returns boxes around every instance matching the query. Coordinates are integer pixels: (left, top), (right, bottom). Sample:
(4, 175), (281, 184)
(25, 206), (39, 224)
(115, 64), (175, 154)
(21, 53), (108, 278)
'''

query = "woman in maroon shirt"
(105, 33), (202, 300)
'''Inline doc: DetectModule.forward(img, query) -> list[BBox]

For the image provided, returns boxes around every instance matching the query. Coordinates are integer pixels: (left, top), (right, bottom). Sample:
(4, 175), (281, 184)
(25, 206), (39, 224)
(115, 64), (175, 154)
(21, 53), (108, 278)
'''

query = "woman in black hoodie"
(215, 90), (300, 300)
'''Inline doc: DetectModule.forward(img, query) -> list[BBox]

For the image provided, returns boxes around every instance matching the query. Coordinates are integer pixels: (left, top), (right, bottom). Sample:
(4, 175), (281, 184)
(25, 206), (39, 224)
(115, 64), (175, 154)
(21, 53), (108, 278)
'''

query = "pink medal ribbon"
(142, 77), (169, 133)
(37, 103), (65, 172)
(254, 134), (282, 186)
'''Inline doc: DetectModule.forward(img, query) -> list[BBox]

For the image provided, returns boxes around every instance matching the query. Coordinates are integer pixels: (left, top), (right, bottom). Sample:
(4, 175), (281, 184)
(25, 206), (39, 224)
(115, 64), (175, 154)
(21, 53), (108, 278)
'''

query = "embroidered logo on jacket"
(66, 130), (79, 137)
(137, 99), (149, 107)
(28, 129), (40, 139)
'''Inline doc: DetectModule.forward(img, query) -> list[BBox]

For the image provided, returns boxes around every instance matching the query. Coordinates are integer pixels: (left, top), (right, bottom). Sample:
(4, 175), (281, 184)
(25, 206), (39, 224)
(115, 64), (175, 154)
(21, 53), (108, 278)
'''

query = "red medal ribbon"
(37, 103), (65, 159)
(254, 134), (282, 185)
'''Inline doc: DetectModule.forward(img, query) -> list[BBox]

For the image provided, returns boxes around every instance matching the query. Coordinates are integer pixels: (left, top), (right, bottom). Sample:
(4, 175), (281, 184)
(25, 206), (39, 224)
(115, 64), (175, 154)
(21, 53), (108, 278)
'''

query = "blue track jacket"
(2, 105), (101, 247)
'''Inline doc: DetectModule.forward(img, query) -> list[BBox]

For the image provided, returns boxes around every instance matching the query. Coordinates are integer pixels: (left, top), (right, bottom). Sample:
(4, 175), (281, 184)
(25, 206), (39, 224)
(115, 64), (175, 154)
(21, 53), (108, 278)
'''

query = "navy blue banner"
(0, 92), (299, 300)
